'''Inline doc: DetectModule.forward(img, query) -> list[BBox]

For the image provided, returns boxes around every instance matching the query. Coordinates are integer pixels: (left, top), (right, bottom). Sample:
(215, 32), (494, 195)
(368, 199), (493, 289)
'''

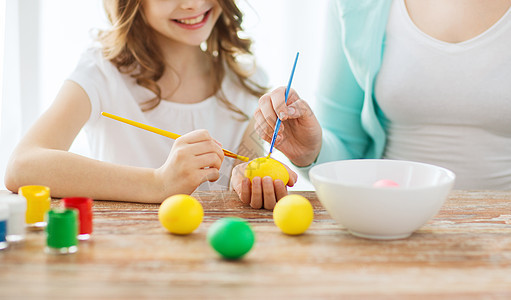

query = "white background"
(0, 0), (327, 191)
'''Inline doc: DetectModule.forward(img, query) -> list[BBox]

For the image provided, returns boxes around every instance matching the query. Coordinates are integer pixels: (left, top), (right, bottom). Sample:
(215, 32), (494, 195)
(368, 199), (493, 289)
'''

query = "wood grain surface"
(1, 190), (511, 299)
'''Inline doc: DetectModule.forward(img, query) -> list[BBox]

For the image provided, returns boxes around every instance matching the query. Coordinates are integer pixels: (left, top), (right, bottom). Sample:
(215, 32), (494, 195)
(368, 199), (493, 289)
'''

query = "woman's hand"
(230, 161), (298, 210)
(155, 129), (224, 196)
(254, 87), (322, 167)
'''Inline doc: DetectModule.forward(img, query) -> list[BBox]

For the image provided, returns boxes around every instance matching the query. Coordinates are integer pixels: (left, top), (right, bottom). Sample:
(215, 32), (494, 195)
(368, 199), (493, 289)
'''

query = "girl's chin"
(164, 38), (210, 48)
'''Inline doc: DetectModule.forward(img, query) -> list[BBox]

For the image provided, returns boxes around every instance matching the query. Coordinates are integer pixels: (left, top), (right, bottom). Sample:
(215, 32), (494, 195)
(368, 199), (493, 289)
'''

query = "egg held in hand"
(244, 157), (289, 185)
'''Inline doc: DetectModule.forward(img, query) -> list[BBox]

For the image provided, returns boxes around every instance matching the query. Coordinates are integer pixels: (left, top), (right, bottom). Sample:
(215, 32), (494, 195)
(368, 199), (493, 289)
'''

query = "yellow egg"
(245, 156), (289, 185)
(273, 194), (313, 235)
(158, 194), (203, 235)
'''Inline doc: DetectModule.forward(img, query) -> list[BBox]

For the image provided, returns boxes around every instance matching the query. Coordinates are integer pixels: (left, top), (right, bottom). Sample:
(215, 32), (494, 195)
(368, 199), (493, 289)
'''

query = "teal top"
(300, 0), (393, 174)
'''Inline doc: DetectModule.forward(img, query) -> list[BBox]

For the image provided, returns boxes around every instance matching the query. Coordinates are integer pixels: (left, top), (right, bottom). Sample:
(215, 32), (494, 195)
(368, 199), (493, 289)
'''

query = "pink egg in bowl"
(309, 159), (456, 240)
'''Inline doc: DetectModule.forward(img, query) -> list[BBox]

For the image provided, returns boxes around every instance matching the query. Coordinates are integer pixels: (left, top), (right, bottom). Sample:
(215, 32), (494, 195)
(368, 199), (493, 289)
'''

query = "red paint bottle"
(61, 197), (93, 240)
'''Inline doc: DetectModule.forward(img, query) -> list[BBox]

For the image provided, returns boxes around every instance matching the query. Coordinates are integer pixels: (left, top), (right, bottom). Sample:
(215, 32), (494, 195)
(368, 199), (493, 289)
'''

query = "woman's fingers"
(231, 164), (249, 204)
(240, 177), (251, 205)
(268, 87), (287, 120)
(247, 177), (290, 210)
(250, 177), (263, 209)
(258, 87), (298, 126)
(285, 166), (298, 187)
(257, 92), (279, 130)
(270, 87), (301, 121)
(232, 159), (296, 210)
(262, 176), (277, 210)
(253, 109), (274, 143)
(274, 179), (288, 200)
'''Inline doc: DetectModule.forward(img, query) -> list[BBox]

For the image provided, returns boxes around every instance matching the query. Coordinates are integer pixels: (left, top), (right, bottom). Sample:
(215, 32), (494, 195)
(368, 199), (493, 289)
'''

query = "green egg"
(207, 217), (255, 260)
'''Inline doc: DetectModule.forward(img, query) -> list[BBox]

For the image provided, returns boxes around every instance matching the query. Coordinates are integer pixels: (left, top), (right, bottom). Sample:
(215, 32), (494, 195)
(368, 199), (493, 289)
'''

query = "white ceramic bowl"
(309, 159), (455, 240)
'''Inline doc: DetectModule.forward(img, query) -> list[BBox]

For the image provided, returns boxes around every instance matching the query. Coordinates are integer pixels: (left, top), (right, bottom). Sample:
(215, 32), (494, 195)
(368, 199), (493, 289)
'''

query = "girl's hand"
(230, 162), (298, 210)
(155, 129), (224, 196)
(254, 87), (322, 167)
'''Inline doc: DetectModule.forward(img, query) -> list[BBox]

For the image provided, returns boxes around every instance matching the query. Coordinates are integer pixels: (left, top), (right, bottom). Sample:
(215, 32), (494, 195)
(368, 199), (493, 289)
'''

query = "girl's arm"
(5, 81), (223, 203)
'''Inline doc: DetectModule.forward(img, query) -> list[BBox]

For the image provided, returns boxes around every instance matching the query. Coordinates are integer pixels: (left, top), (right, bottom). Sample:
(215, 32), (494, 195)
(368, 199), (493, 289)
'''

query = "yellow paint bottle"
(19, 185), (51, 229)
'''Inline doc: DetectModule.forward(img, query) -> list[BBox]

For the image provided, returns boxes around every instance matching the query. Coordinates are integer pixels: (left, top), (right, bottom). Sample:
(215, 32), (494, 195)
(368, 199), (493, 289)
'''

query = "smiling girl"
(4, 0), (284, 203)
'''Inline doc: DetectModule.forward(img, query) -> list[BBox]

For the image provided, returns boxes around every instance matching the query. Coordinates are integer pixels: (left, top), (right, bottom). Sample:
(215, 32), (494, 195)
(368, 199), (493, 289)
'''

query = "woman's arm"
(312, 0), (372, 163)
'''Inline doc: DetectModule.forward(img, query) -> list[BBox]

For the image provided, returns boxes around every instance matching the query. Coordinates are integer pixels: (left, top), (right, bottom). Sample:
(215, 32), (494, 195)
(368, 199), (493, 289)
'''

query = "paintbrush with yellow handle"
(101, 112), (249, 162)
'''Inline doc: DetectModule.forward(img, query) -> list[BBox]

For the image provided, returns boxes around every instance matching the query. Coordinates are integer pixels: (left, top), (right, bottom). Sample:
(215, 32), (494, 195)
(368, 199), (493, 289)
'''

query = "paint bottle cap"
(46, 208), (78, 249)
(19, 185), (50, 201)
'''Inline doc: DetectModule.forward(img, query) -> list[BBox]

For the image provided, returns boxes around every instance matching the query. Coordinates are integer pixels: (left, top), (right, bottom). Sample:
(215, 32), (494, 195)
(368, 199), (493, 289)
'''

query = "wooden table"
(1, 190), (511, 299)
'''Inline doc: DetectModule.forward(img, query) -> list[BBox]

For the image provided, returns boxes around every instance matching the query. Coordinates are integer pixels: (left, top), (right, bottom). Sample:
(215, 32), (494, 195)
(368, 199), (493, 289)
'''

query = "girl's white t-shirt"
(68, 47), (263, 191)
(375, 0), (511, 189)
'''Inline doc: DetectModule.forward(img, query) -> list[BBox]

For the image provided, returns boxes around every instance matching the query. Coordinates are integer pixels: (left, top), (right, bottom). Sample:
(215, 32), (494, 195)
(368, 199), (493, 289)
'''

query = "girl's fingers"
(192, 152), (223, 170)
(177, 129), (212, 143)
(198, 167), (220, 183)
(194, 140), (224, 162)
(175, 138), (224, 167)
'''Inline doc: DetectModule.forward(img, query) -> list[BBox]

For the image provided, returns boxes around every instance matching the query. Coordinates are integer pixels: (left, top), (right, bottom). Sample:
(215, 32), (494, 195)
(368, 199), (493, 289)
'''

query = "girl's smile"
(143, 0), (222, 47)
(172, 9), (212, 29)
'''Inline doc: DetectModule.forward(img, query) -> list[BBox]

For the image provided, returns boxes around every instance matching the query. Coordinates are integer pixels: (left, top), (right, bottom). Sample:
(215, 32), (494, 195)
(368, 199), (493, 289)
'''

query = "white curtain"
(0, 0), (326, 190)
(0, 0), (38, 191)
(0, 0), (106, 190)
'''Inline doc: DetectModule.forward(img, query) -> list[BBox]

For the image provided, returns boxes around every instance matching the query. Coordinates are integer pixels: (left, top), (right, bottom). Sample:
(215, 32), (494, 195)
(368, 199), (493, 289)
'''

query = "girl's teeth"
(177, 14), (205, 25)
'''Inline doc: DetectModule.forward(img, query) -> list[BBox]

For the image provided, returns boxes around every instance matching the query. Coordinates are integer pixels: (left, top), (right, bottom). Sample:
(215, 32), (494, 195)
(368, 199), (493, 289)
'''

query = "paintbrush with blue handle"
(267, 52), (299, 158)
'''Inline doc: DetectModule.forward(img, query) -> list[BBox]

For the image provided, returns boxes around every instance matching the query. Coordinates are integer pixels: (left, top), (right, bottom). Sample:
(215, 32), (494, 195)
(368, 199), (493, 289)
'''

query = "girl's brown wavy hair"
(98, 0), (266, 118)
